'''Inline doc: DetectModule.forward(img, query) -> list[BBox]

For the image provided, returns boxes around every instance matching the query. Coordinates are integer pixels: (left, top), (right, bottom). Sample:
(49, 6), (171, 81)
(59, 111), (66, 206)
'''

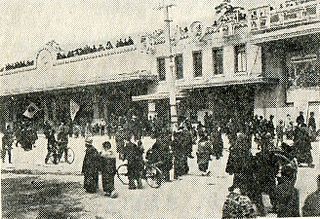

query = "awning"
(132, 91), (186, 101)
(178, 76), (279, 90)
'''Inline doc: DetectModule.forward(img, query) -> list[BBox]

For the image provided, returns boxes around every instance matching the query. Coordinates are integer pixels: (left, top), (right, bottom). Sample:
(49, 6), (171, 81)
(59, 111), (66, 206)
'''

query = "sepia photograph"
(0, 0), (319, 218)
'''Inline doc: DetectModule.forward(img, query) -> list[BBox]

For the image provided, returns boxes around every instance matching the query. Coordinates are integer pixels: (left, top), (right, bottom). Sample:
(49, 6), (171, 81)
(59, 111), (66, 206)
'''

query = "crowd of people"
(2, 60), (34, 71)
(1, 109), (319, 217)
(56, 37), (134, 60)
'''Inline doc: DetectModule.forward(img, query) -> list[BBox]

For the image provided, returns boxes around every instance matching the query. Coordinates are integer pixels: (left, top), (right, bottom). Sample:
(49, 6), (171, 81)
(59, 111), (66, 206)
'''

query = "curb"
(1, 168), (82, 176)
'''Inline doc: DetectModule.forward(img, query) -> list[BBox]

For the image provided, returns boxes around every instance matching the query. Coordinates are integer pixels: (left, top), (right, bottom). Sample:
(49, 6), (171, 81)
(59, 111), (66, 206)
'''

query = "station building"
(1, 0), (319, 130)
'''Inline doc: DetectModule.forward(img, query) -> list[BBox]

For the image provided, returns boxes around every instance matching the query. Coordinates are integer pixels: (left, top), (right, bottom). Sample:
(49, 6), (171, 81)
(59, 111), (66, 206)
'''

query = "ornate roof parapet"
(249, 0), (320, 32)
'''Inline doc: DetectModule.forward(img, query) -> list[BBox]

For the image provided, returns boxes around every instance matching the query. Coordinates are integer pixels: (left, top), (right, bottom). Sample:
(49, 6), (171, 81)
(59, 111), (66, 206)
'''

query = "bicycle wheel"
(145, 165), (163, 188)
(117, 164), (129, 185)
(65, 148), (75, 164)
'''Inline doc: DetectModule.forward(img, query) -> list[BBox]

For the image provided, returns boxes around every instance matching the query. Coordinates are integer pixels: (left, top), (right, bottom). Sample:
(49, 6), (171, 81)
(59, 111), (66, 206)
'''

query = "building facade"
(1, 0), (319, 130)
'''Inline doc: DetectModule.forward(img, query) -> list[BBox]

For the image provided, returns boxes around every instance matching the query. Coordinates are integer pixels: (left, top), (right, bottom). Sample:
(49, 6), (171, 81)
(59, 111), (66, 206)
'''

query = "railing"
(249, 1), (320, 31)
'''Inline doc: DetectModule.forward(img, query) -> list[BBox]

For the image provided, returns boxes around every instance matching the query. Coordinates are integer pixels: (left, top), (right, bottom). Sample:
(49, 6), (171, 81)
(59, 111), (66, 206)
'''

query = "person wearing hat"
(274, 165), (300, 217)
(82, 138), (99, 193)
(100, 141), (117, 198)
(123, 135), (144, 189)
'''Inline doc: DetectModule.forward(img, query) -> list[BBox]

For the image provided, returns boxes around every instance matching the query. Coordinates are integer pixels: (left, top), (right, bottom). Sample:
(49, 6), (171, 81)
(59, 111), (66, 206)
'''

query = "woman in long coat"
(197, 134), (213, 176)
(82, 138), (99, 193)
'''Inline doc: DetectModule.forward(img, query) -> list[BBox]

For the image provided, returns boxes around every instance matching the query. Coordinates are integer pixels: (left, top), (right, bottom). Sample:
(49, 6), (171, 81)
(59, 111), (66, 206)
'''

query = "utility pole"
(154, 1), (178, 132)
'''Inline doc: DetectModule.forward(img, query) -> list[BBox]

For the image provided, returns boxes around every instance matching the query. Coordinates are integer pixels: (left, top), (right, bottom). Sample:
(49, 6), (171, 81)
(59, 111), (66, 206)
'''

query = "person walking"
(2, 126), (14, 164)
(210, 124), (223, 160)
(57, 122), (69, 162)
(44, 128), (58, 164)
(100, 141), (117, 198)
(82, 138), (100, 193)
(226, 132), (253, 192)
(197, 133), (213, 176)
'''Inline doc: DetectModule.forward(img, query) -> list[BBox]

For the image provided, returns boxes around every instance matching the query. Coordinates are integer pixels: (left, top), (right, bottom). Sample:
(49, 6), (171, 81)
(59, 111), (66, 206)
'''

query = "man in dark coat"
(267, 115), (275, 138)
(57, 122), (69, 162)
(44, 128), (58, 164)
(82, 138), (99, 193)
(226, 133), (253, 192)
(296, 111), (305, 126)
(294, 124), (314, 167)
(308, 112), (317, 141)
(210, 124), (223, 160)
(171, 130), (187, 179)
(123, 136), (144, 189)
(274, 165), (300, 217)
(146, 133), (173, 181)
(2, 126), (14, 164)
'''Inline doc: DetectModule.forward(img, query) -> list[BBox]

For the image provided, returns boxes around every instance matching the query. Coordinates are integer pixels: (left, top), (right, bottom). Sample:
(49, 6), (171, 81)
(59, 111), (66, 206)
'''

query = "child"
(100, 141), (118, 198)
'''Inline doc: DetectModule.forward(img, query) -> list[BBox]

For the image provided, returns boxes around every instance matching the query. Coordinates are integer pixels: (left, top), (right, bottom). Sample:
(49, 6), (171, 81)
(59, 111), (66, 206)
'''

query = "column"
(223, 45), (235, 78)
(43, 100), (49, 122)
(52, 99), (57, 125)
(247, 44), (262, 75)
(202, 48), (213, 79)
(92, 93), (100, 122)
(102, 96), (108, 121)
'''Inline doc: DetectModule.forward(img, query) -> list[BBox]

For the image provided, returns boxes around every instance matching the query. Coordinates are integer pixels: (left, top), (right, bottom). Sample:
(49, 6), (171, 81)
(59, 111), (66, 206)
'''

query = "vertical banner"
(70, 99), (80, 121)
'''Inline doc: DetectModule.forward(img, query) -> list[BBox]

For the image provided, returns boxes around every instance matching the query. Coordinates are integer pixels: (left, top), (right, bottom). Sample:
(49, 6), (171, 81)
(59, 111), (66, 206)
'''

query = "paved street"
(1, 134), (319, 218)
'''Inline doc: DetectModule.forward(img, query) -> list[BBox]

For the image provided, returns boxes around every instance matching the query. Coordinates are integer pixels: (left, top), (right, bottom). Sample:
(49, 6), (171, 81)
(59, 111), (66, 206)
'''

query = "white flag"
(70, 99), (80, 121)
(23, 102), (40, 119)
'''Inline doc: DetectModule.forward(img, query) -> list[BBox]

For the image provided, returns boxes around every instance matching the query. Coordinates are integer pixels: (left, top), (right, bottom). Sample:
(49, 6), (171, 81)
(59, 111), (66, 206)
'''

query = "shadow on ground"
(1, 176), (84, 219)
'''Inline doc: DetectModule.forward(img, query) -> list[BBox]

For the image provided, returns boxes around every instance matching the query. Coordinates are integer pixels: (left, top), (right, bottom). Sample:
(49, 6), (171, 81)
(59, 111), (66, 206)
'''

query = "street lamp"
(154, 0), (178, 132)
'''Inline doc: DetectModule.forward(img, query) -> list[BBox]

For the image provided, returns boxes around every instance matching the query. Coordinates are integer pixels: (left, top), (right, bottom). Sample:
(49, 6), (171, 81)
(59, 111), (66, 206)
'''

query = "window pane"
(213, 48), (223, 75)
(193, 51), (202, 77)
(157, 57), (166, 81)
(235, 45), (247, 73)
(175, 54), (183, 79)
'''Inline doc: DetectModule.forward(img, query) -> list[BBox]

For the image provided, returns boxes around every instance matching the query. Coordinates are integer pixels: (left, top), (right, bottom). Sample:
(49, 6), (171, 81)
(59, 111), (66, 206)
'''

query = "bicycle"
(48, 147), (75, 164)
(117, 161), (163, 188)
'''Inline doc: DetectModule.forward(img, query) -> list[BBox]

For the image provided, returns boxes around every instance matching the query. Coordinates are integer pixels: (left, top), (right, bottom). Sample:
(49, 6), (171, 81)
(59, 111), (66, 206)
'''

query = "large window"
(193, 51), (202, 77)
(213, 48), (223, 75)
(157, 57), (166, 81)
(175, 54), (183, 79)
(235, 45), (247, 73)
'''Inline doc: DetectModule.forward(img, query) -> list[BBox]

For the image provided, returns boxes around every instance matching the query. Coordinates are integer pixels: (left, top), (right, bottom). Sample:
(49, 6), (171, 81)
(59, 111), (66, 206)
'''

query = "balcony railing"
(249, 1), (320, 32)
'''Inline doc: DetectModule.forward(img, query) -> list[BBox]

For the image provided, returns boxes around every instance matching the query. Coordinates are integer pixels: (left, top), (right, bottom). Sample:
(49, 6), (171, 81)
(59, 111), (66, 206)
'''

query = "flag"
(23, 102), (40, 119)
(70, 99), (80, 121)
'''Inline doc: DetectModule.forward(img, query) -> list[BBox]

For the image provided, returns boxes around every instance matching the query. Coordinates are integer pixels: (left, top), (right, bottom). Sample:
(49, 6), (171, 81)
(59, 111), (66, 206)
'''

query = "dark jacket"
(82, 145), (99, 174)
(274, 181), (300, 217)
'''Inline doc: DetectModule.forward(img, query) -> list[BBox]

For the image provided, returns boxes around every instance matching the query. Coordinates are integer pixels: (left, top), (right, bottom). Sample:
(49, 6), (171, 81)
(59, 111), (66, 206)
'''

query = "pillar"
(102, 96), (108, 121)
(223, 45), (235, 78)
(247, 44), (262, 75)
(92, 93), (100, 122)
(43, 100), (49, 122)
(52, 99), (57, 125)
(202, 48), (213, 79)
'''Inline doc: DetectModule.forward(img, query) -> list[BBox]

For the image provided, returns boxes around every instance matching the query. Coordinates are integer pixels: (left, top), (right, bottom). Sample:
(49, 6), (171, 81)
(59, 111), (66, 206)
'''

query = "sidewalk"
(1, 135), (154, 175)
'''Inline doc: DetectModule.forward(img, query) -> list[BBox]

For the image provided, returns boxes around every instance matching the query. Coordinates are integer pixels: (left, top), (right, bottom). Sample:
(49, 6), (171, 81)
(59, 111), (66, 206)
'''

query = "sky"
(0, 0), (281, 65)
